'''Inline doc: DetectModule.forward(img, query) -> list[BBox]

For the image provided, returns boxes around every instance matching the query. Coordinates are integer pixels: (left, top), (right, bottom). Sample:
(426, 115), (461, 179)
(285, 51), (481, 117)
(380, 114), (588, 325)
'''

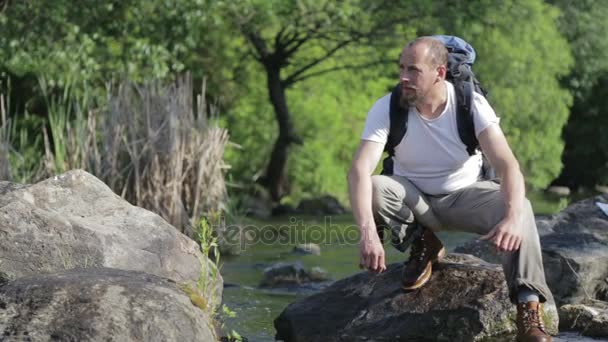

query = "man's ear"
(436, 65), (447, 80)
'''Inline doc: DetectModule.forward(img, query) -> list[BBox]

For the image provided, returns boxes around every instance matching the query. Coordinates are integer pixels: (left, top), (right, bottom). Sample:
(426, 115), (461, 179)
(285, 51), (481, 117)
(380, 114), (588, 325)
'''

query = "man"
(347, 36), (553, 342)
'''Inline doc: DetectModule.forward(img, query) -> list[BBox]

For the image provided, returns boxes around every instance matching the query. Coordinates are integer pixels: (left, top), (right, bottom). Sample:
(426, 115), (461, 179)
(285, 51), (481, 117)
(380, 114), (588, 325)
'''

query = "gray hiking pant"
(371, 174), (552, 304)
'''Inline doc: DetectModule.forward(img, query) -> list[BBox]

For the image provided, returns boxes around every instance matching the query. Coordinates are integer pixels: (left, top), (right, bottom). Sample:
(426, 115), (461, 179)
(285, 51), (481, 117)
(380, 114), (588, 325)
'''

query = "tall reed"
(0, 94), (11, 181)
(37, 75), (229, 238)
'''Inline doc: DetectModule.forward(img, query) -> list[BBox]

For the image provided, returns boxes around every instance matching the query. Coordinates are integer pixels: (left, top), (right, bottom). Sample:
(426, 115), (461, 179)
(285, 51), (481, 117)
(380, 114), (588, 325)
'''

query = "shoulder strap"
(454, 80), (478, 156)
(381, 84), (408, 175)
(386, 84), (408, 156)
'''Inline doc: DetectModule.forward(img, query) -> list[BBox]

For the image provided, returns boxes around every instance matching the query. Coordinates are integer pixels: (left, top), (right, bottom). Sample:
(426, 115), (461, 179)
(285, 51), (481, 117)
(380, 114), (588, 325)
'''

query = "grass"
(195, 214), (244, 342)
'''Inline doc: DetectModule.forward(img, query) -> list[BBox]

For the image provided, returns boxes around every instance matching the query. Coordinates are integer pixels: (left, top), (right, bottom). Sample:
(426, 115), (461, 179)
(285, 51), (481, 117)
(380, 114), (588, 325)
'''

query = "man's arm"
(348, 139), (386, 273)
(477, 124), (526, 252)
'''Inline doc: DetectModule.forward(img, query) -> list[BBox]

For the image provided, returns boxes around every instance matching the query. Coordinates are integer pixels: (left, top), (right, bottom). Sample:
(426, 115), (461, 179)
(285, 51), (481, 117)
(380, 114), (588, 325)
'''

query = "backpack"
(381, 35), (495, 180)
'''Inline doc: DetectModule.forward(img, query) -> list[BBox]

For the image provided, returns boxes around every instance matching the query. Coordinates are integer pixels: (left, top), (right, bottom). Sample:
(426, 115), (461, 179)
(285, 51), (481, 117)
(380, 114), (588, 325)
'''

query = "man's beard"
(400, 86), (422, 108)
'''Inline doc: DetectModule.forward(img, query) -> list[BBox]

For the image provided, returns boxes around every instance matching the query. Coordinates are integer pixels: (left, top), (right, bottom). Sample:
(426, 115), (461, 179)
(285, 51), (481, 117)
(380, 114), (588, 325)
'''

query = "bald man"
(348, 37), (553, 342)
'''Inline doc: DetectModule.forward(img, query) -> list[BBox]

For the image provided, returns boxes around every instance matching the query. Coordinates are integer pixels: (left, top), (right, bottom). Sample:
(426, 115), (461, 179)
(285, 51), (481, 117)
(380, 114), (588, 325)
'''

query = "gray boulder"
(0, 268), (216, 342)
(0, 170), (221, 301)
(274, 253), (558, 342)
(455, 196), (608, 306)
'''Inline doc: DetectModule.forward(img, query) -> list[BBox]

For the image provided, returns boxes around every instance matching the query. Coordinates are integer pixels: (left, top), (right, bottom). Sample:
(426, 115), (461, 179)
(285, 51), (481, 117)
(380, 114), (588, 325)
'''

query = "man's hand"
(479, 215), (523, 252)
(359, 231), (386, 273)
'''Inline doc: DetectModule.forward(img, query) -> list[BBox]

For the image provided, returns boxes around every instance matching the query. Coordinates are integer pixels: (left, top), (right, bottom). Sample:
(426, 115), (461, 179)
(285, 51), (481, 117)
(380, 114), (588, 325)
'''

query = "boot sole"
(401, 247), (446, 291)
(401, 263), (432, 290)
(433, 247), (446, 263)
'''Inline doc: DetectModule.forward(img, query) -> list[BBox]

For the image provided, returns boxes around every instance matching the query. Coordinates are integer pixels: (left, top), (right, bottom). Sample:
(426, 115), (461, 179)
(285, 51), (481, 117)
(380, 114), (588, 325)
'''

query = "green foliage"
(197, 215), (221, 307)
(221, 62), (275, 188)
(548, 0), (608, 98)
(285, 68), (394, 203)
(549, 0), (608, 188)
(197, 215), (244, 341)
(5, 113), (44, 183)
(559, 75), (608, 186)
(0, 0), (239, 106)
(0, 0), (586, 203)
(39, 77), (92, 174)
(219, 0), (418, 203)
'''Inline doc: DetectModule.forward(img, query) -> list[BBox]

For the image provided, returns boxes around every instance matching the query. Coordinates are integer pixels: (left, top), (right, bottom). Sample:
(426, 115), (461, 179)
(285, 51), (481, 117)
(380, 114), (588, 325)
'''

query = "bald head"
(404, 37), (448, 68)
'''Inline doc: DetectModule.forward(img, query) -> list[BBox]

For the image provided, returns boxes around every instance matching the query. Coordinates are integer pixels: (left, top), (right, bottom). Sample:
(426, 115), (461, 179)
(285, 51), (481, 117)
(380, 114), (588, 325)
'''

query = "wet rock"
(456, 196), (608, 306)
(296, 195), (346, 215)
(309, 266), (330, 282)
(260, 262), (330, 288)
(559, 304), (608, 338)
(261, 262), (311, 287)
(293, 243), (321, 256)
(0, 268), (216, 341)
(0, 170), (222, 304)
(274, 253), (558, 341)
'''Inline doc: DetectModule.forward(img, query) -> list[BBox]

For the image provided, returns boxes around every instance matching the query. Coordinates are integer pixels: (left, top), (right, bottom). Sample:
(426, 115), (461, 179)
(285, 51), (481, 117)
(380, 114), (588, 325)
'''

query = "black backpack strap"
(451, 63), (481, 157)
(455, 81), (478, 156)
(381, 84), (408, 175)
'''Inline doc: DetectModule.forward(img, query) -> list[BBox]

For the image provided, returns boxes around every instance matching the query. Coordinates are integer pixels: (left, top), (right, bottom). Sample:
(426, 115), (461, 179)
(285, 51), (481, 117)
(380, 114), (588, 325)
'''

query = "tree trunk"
(260, 67), (301, 202)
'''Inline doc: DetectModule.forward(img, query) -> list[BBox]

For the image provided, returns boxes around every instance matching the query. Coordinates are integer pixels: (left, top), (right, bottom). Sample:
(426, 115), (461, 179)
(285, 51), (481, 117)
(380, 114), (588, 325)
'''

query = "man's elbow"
(347, 164), (365, 184)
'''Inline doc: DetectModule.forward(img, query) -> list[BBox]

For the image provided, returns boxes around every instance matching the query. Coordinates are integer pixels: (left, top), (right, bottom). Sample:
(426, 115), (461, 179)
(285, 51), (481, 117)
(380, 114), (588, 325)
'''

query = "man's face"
(398, 44), (440, 106)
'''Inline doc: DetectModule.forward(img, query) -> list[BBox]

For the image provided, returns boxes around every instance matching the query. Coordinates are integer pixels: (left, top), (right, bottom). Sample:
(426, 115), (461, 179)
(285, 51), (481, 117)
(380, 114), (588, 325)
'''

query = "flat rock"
(261, 262), (330, 288)
(274, 253), (558, 342)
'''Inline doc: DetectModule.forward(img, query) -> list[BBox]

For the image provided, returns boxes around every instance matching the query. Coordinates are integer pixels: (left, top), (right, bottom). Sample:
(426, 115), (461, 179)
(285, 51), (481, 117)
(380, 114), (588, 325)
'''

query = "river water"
(221, 215), (489, 341)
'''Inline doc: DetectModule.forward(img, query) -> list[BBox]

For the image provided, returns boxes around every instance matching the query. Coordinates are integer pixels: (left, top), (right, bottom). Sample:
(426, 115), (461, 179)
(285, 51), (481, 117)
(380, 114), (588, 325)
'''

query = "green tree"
(222, 0), (427, 202)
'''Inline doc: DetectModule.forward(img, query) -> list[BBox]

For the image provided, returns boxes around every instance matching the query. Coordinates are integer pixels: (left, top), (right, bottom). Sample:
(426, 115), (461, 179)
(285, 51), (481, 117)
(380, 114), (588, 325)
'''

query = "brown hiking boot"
(401, 227), (445, 290)
(516, 302), (552, 342)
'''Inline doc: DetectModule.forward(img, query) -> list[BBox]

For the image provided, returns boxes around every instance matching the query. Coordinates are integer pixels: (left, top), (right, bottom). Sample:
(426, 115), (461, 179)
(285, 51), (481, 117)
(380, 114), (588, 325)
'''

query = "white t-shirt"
(361, 81), (499, 195)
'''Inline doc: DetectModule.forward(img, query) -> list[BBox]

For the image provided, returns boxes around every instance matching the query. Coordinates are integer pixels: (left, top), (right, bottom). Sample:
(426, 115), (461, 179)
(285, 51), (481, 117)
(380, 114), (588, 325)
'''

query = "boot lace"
(408, 234), (427, 264)
(521, 305), (545, 331)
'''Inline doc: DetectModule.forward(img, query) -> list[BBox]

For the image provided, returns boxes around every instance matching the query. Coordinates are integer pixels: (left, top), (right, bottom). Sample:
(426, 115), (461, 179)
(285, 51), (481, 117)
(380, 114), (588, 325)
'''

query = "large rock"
(0, 268), (216, 341)
(0, 170), (221, 298)
(274, 254), (558, 342)
(455, 196), (608, 306)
